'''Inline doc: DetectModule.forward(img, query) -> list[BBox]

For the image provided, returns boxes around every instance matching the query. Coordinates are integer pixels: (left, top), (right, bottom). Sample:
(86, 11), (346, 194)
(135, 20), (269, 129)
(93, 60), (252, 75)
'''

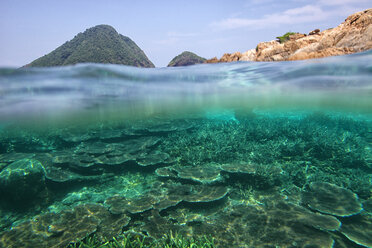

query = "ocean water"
(0, 51), (371, 247)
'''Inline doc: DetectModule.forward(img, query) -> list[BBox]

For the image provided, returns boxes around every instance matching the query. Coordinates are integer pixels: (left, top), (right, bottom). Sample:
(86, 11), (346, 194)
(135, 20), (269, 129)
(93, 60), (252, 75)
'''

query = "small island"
(26, 25), (154, 68)
(167, 51), (206, 67)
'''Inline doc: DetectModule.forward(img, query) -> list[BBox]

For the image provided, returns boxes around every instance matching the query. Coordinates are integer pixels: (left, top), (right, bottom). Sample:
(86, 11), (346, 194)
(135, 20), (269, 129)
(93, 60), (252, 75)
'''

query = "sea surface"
(0, 51), (371, 247)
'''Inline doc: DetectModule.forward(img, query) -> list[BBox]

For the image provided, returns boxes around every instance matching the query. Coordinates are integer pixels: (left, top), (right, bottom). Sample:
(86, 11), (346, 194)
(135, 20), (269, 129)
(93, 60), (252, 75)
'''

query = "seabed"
(0, 112), (371, 248)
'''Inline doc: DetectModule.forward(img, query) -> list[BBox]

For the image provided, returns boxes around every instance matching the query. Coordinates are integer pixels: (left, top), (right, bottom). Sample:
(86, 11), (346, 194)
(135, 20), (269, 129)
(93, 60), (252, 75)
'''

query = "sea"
(0, 51), (371, 248)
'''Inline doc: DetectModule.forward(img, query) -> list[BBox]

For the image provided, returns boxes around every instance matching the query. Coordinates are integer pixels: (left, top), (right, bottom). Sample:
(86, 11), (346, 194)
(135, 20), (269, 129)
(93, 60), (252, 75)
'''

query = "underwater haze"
(0, 51), (371, 247)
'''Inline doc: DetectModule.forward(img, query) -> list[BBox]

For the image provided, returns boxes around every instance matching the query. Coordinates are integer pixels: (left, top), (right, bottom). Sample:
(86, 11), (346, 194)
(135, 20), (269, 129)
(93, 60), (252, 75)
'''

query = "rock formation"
(167, 51), (206, 67)
(206, 8), (372, 63)
(0, 159), (47, 207)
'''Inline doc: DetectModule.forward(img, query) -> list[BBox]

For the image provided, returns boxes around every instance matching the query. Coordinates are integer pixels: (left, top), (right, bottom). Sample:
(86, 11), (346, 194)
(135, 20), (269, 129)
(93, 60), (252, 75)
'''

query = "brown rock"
(289, 47), (354, 60)
(231, 52), (242, 61)
(219, 53), (231, 62)
(288, 33), (307, 41)
(240, 49), (256, 61)
(219, 52), (242, 62)
(208, 8), (372, 63)
(309, 29), (320, 35)
(265, 9), (371, 61)
(205, 57), (219, 63)
(255, 41), (285, 61)
(206, 52), (243, 63)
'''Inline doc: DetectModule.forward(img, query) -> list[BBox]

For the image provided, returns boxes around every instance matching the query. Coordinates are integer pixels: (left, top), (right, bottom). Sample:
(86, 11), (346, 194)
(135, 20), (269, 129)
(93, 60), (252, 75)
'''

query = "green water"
(0, 53), (372, 247)
(0, 110), (371, 247)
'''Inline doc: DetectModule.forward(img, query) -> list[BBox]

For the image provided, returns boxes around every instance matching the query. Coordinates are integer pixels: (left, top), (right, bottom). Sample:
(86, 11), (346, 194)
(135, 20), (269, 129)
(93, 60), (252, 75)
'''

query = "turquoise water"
(0, 51), (371, 247)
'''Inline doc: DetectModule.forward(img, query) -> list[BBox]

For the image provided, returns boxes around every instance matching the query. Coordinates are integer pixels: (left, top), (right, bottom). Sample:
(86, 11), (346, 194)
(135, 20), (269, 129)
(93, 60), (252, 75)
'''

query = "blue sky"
(0, 0), (370, 67)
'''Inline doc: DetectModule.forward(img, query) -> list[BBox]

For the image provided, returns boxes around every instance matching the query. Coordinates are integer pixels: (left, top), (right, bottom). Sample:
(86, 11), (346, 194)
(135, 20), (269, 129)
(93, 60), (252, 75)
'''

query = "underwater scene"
(0, 51), (371, 248)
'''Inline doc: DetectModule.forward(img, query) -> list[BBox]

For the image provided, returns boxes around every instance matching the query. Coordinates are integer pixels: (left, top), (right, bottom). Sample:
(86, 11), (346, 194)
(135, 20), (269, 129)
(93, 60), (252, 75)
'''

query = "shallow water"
(0, 51), (371, 247)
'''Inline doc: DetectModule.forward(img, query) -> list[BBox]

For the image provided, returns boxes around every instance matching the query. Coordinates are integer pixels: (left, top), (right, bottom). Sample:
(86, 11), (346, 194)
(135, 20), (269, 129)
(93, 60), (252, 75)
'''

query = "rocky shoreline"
(206, 8), (372, 63)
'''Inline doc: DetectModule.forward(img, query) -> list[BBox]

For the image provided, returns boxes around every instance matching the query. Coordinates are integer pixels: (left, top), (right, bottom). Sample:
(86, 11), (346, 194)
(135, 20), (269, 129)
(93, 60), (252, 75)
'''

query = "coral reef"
(0, 112), (371, 247)
(302, 182), (362, 217)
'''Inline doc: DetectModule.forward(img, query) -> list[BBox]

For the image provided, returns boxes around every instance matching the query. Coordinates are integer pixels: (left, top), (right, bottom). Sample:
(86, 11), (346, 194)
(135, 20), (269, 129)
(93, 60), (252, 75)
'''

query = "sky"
(0, 0), (371, 67)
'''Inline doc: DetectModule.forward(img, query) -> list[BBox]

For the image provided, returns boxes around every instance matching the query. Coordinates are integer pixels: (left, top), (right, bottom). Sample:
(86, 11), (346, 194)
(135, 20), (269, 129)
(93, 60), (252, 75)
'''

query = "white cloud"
(212, 5), (327, 30)
(317, 0), (370, 6)
(212, 0), (370, 31)
(283, 5), (321, 15)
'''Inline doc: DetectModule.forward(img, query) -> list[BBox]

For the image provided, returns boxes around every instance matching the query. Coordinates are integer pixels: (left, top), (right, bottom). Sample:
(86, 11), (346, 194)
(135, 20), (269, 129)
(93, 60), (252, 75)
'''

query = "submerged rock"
(302, 182), (362, 217)
(0, 159), (46, 204)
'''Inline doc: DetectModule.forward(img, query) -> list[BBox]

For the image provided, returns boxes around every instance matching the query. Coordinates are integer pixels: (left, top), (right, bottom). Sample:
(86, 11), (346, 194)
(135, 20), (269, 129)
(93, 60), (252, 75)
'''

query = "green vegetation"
(167, 51), (206, 67)
(69, 232), (215, 248)
(276, 32), (297, 44)
(27, 25), (154, 68)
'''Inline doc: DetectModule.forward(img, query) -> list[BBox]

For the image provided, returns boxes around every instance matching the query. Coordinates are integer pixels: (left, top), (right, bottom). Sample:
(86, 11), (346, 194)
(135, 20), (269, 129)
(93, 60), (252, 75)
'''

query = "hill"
(27, 25), (154, 68)
(167, 51), (206, 67)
